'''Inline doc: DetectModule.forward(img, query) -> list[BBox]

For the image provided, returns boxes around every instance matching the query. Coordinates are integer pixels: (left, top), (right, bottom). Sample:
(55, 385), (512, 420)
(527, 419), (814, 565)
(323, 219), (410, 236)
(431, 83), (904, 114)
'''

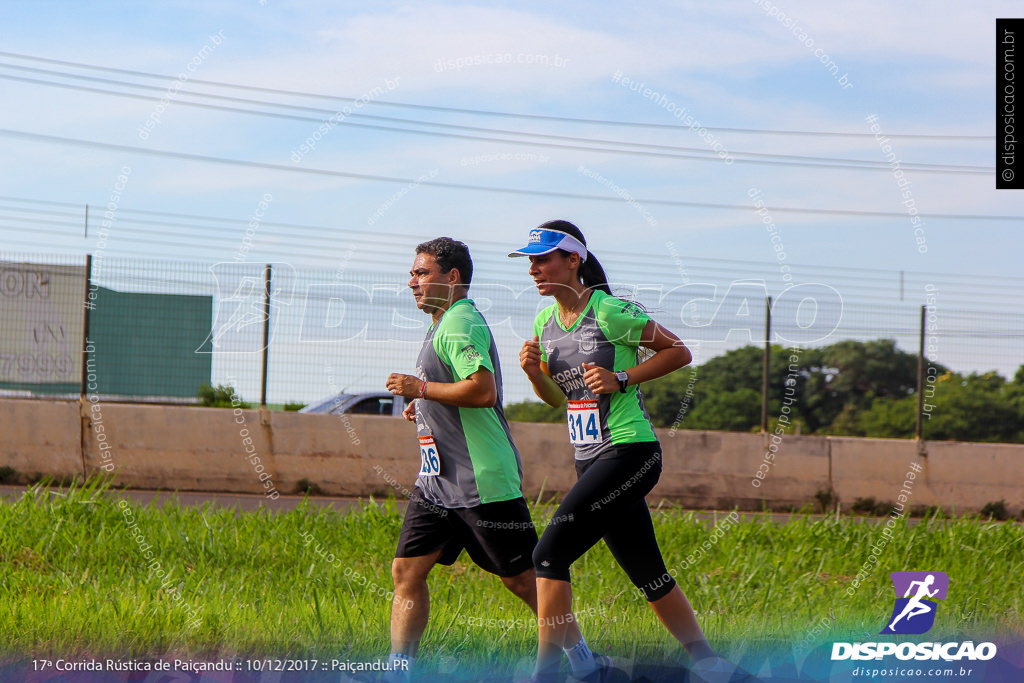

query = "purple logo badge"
(881, 571), (949, 635)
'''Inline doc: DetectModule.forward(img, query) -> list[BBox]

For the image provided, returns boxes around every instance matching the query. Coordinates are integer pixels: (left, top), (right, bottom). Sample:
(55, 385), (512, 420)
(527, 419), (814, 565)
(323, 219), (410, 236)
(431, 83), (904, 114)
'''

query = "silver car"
(298, 391), (408, 417)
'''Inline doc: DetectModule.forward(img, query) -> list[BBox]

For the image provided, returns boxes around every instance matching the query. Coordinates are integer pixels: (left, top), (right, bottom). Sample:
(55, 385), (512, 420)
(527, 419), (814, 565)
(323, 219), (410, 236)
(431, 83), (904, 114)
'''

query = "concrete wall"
(829, 437), (1024, 515)
(0, 399), (82, 479)
(2, 398), (1022, 514)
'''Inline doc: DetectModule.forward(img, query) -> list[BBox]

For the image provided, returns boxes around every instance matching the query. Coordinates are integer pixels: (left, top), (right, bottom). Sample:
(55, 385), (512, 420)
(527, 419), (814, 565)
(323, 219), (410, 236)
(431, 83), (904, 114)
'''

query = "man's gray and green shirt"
(414, 298), (523, 508)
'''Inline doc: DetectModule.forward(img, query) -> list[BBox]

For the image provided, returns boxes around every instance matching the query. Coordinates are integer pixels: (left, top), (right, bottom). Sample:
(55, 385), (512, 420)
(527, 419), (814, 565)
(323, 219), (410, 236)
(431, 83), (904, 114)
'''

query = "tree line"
(504, 339), (1024, 443)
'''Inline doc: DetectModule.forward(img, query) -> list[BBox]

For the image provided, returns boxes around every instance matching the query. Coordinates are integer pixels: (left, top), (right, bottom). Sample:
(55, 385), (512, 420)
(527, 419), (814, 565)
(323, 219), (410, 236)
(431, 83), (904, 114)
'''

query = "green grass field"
(2, 478), (1022, 677)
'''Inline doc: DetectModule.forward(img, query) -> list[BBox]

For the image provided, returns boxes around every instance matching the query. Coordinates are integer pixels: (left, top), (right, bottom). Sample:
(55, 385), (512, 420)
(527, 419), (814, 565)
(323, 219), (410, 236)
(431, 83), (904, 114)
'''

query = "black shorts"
(395, 487), (537, 577)
(532, 440), (677, 601)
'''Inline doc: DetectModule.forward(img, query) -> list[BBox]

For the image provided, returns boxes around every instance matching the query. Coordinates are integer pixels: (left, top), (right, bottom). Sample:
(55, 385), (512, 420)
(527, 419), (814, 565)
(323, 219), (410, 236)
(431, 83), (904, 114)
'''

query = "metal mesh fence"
(931, 307), (1024, 379)
(1, 253), (1021, 419)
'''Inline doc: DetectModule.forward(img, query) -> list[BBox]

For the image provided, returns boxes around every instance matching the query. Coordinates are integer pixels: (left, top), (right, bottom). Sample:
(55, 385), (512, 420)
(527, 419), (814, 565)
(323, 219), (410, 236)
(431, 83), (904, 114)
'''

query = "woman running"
(510, 220), (731, 682)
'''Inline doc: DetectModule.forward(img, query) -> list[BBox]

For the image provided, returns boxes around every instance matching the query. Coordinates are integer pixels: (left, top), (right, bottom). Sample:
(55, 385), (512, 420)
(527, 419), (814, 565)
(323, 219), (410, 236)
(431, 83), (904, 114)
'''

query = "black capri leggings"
(533, 440), (677, 602)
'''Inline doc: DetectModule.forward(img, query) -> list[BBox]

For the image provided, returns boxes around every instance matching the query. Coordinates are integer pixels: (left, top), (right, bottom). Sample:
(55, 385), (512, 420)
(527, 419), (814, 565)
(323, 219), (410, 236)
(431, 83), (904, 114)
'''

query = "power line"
(0, 50), (994, 141)
(0, 129), (1016, 221)
(2, 226), (1022, 320)
(6, 220), (1007, 306)
(3, 194), (1024, 298)
(0, 69), (990, 174)
(6, 194), (1024, 284)
(1, 227), (1021, 316)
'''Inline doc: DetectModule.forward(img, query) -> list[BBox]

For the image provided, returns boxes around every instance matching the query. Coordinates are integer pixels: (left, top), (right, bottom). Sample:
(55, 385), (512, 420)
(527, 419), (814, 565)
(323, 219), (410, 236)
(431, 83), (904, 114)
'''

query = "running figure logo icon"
(881, 571), (949, 635)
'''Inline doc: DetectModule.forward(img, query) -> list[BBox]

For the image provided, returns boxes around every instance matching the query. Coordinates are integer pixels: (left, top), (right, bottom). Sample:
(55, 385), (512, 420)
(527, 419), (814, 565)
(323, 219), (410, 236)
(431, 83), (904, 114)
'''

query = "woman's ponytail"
(579, 251), (611, 295)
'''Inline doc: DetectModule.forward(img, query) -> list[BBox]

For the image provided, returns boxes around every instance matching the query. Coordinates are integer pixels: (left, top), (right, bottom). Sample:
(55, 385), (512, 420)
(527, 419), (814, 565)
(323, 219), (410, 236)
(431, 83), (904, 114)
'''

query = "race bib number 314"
(418, 435), (440, 476)
(567, 400), (601, 445)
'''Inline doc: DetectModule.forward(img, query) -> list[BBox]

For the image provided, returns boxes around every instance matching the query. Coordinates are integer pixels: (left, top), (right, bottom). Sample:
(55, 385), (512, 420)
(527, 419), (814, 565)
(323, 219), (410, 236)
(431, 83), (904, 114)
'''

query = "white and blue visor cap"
(508, 228), (587, 261)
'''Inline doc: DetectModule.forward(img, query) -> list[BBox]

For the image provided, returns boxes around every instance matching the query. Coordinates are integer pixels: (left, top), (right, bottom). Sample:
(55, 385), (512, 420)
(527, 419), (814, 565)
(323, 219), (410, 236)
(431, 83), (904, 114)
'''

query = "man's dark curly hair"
(415, 237), (473, 287)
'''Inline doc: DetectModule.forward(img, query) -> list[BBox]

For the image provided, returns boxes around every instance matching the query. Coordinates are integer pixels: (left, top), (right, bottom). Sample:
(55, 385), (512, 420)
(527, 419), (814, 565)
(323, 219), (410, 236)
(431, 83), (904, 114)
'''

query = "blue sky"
(0, 1), (1020, 401)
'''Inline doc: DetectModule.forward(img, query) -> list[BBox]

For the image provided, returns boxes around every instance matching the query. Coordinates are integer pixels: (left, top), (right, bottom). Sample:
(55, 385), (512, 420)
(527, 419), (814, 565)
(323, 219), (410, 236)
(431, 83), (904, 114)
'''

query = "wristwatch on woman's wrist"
(615, 371), (629, 393)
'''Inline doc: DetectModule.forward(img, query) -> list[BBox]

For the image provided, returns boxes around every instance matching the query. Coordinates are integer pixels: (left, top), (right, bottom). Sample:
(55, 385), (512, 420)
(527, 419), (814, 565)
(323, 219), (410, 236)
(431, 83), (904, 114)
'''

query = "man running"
(383, 237), (595, 682)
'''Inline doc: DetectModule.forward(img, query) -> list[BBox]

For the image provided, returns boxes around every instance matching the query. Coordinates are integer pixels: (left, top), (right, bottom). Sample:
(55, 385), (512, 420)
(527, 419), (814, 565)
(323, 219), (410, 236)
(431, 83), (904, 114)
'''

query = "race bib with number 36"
(567, 399), (602, 445)
(418, 435), (440, 476)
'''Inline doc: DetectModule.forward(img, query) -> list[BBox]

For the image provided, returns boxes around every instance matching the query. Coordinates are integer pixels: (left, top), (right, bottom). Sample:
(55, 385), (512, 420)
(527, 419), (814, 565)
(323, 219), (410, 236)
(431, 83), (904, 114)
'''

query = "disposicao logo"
(882, 571), (948, 635)
(831, 570), (997, 663)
